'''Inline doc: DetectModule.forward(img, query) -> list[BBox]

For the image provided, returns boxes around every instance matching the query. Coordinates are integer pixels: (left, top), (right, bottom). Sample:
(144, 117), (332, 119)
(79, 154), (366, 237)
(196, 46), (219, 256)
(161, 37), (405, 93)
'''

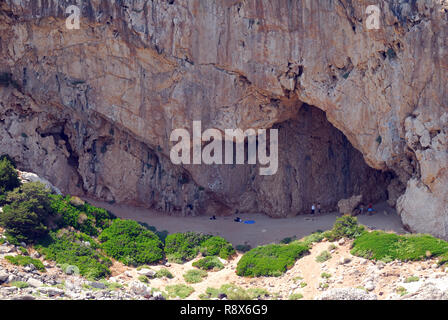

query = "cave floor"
(86, 199), (407, 247)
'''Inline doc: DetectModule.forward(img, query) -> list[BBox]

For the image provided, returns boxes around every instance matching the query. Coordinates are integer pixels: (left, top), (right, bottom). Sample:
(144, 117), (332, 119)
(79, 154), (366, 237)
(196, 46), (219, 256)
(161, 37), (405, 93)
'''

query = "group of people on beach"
(209, 202), (376, 221)
(310, 202), (375, 215)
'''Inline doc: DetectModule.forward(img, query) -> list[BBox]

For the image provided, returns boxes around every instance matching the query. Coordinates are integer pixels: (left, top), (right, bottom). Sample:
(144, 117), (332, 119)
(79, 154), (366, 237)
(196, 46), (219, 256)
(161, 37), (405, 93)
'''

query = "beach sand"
(85, 199), (407, 247)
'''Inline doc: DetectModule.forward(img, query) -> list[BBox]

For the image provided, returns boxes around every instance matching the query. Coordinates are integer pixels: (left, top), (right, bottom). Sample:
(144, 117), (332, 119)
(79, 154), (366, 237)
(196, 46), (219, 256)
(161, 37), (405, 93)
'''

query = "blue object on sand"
(244, 220), (255, 224)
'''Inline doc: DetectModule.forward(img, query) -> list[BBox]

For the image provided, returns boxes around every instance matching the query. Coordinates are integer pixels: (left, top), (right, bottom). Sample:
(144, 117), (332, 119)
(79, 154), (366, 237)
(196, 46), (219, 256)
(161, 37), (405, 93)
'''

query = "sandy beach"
(85, 199), (407, 247)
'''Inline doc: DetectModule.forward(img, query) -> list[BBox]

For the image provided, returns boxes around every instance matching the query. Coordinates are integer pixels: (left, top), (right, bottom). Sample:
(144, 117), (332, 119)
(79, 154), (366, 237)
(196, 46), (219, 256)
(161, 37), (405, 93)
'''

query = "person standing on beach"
(311, 203), (316, 215)
(367, 203), (374, 215)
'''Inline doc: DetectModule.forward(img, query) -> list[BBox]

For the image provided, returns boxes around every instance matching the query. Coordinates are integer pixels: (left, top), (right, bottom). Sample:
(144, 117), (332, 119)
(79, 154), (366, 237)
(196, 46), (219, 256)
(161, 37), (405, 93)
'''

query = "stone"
(339, 257), (351, 265)
(315, 288), (377, 300)
(137, 268), (156, 278)
(364, 282), (375, 291)
(337, 195), (363, 215)
(38, 287), (65, 297)
(89, 282), (107, 290)
(129, 281), (151, 296)
(0, 271), (9, 284)
(27, 278), (43, 288)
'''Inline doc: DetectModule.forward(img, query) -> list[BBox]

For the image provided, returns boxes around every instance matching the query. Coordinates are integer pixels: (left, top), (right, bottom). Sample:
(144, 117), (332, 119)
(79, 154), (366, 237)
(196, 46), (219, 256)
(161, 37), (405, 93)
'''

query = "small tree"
(0, 157), (21, 195)
(0, 182), (54, 243)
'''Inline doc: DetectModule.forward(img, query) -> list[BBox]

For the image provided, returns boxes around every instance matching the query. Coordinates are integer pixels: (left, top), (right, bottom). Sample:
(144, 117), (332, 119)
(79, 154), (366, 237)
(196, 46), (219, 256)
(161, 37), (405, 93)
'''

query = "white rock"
(365, 282), (375, 291)
(137, 268), (156, 278)
(27, 278), (43, 288)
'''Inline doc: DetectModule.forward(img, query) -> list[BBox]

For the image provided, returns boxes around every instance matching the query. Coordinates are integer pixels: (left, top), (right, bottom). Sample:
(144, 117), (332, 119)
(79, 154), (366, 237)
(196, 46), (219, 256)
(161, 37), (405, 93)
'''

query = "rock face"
(337, 195), (363, 215)
(0, 1), (447, 235)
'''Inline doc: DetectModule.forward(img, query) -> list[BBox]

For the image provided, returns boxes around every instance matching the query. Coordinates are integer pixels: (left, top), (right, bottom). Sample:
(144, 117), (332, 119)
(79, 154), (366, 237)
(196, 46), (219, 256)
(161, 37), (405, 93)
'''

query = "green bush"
(0, 157), (21, 195)
(138, 275), (149, 283)
(351, 231), (448, 262)
(316, 250), (332, 263)
(164, 232), (212, 263)
(183, 269), (208, 283)
(200, 236), (235, 259)
(193, 256), (224, 271)
(98, 219), (164, 266)
(165, 284), (194, 299)
(0, 182), (54, 243)
(325, 216), (366, 241)
(36, 230), (111, 280)
(289, 293), (304, 300)
(405, 276), (419, 283)
(5, 255), (45, 272)
(302, 231), (326, 246)
(50, 195), (114, 236)
(138, 222), (169, 244)
(155, 268), (174, 279)
(236, 242), (309, 277)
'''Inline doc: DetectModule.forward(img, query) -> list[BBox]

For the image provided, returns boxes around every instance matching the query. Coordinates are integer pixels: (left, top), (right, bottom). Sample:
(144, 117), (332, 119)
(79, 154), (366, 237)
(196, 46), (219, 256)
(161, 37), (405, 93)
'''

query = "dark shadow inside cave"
(250, 104), (393, 217)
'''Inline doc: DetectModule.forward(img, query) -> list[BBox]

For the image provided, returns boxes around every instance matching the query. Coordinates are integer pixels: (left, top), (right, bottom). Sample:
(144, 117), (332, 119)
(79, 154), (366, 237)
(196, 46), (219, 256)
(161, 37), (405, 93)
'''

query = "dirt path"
(86, 199), (407, 247)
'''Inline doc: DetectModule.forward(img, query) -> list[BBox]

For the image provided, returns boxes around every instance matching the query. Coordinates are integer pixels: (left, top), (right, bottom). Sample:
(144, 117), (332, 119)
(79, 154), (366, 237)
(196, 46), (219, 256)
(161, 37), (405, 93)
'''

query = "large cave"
(187, 103), (393, 217)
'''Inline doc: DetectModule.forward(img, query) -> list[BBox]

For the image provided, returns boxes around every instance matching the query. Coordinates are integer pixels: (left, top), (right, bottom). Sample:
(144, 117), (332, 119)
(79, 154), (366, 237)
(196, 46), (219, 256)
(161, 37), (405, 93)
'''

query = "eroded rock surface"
(0, 1), (447, 235)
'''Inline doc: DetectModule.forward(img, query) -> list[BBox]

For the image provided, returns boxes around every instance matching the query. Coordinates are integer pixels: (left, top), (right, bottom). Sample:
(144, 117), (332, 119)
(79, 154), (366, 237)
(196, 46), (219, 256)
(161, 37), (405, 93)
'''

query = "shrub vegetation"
(236, 242), (309, 277)
(193, 256), (224, 271)
(183, 269), (208, 283)
(36, 230), (111, 280)
(5, 255), (45, 272)
(50, 195), (114, 236)
(165, 284), (195, 299)
(164, 232), (211, 263)
(324, 215), (366, 241)
(98, 219), (164, 266)
(155, 268), (174, 279)
(0, 157), (21, 195)
(200, 236), (235, 259)
(351, 230), (448, 262)
(0, 182), (54, 243)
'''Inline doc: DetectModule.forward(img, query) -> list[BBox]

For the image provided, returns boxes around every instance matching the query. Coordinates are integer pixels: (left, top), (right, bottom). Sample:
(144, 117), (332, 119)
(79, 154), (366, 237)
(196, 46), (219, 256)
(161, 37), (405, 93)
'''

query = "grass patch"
(165, 284), (195, 299)
(138, 275), (149, 283)
(155, 268), (174, 279)
(302, 231), (325, 246)
(289, 293), (304, 300)
(236, 242), (309, 277)
(396, 286), (408, 296)
(321, 272), (332, 279)
(5, 255), (45, 272)
(404, 276), (419, 283)
(11, 281), (29, 289)
(183, 269), (208, 284)
(192, 256), (224, 271)
(203, 284), (252, 300)
(351, 231), (448, 262)
(315, 250), (332, 263)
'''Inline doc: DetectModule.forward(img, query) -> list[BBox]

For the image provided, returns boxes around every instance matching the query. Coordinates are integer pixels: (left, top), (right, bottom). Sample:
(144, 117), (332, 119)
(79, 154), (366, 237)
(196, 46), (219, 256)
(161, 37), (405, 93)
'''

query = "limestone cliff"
(0, 1), (447, 237)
